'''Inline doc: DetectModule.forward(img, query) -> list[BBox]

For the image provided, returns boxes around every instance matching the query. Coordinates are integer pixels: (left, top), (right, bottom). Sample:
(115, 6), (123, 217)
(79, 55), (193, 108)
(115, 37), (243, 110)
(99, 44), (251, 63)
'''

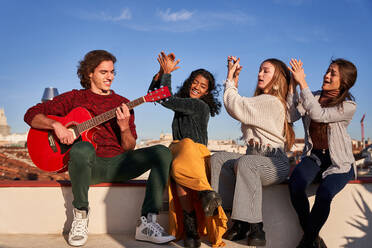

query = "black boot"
(297, 235), (327, 248)
(183, 210), (201, 248)
(198, 190), (222, 217)
(317, 236), (327, 248)
(247, 222), (266, 246)
(312, 236), (327, 248)
(222, 220), (250, 241)
(297, 236), (309, 248)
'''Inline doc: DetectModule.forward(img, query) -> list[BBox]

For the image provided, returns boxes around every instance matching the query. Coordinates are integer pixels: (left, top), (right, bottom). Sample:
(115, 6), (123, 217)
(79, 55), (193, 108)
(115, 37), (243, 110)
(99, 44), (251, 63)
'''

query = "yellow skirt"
(168, 138), (227, 247)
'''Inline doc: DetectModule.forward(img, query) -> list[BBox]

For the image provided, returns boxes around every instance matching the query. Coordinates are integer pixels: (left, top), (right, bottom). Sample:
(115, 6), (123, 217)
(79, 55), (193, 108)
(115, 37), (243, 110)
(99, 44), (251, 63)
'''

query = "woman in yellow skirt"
(148, 52), (227, 247)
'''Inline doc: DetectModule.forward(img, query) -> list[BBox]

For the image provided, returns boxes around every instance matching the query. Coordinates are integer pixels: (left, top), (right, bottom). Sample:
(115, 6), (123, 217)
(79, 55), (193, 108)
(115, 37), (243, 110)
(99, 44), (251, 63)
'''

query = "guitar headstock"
(144, 86), (171, 103)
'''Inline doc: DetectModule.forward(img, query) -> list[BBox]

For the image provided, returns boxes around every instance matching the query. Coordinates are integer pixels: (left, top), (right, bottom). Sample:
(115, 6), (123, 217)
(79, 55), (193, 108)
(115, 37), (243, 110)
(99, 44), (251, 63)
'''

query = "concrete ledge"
(1, 180), (372, 247)
(0, 180), (147, 187)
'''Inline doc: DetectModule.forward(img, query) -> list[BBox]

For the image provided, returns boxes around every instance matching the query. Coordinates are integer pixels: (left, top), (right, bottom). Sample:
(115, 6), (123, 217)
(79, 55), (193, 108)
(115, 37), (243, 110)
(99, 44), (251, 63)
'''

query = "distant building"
(0, 108), (27, 147)
(0, 108), (11, 136)
(137, 134), (246, 154)
(291, 138), (305, 152)
(0, 133), (28, 147)
(208, 139), (246, 154)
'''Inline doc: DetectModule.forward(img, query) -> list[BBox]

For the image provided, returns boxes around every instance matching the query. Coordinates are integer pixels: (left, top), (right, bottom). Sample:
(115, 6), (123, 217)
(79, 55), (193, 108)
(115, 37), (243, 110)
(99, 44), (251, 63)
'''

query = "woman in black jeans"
(287, 58), (357, 248)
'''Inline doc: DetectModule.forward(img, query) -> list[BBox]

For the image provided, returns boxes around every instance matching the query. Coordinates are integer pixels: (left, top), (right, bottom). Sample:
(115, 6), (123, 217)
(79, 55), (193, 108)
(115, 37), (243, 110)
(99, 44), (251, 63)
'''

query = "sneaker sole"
(135, 236), (175, 244)
(68, 239), (88, 247)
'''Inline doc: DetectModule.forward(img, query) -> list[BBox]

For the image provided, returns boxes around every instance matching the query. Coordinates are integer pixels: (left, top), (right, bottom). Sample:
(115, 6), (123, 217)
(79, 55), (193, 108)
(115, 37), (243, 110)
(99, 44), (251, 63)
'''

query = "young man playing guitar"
(24, 50), (176, 246)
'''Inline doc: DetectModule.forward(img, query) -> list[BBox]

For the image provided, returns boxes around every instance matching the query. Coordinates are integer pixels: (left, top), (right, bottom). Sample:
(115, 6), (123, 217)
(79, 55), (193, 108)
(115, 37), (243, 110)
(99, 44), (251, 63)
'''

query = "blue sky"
(1, 0), (371, 141)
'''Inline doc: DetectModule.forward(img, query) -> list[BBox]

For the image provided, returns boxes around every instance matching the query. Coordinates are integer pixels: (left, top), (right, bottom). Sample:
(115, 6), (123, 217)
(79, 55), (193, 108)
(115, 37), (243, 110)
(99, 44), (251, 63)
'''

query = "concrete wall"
(1, 182), (372, 248)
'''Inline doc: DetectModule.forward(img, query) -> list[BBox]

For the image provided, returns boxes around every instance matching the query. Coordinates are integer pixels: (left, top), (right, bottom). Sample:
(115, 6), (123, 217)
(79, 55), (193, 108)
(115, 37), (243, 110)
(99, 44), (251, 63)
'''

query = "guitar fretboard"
(76, 96), (145, 135)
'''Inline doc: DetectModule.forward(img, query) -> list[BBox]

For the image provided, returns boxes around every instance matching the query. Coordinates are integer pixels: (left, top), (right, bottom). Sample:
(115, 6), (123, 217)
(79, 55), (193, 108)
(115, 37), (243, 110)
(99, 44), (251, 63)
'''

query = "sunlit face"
(257, 62), (275, 91)
(89, 60), (115, 95)
(189, 74), (209, 99)
(322, 64), (341, 91)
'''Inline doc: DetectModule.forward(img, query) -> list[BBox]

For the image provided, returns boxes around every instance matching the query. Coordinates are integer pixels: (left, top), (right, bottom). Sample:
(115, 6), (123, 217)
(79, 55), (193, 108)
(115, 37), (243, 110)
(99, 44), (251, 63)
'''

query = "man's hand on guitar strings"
(116, 103), (130, 132)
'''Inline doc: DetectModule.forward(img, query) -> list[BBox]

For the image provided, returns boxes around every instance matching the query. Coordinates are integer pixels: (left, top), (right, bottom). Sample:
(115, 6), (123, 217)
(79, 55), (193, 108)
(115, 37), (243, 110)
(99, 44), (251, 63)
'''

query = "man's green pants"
(68, 141), (172, 216)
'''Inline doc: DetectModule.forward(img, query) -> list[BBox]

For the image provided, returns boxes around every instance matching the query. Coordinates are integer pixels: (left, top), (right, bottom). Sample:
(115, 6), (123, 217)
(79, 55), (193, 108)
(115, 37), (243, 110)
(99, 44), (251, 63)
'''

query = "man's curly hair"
(175, 69), (221, 117)
(77, 50), (117, 89)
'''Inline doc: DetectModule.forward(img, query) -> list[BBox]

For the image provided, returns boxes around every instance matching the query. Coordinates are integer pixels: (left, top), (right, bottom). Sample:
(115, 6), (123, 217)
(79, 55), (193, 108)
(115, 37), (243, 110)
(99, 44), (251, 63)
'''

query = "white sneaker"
(135, 213), (175, 244)
(68, 208), (89, 247)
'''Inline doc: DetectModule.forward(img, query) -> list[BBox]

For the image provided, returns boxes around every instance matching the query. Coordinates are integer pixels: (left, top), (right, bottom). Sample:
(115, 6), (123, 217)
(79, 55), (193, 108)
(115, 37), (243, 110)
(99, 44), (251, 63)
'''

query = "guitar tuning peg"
(164, 98), (169, 102)
(154, 87), (158, 90)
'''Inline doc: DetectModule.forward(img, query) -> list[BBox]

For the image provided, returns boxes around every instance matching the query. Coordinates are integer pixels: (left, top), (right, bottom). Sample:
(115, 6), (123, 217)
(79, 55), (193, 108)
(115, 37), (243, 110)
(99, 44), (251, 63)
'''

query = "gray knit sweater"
(148, 73), (210, 145)
(287, 87), (357, 178)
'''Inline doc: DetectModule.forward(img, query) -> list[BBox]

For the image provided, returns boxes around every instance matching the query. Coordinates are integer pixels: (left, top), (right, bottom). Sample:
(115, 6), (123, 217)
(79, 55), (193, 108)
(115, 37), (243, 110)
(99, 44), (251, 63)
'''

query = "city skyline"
(1, 0), (371, 141)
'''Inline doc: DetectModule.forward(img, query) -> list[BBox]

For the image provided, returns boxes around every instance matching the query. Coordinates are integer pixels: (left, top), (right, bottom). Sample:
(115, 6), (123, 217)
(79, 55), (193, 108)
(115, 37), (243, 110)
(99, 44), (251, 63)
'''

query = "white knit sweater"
(223, 79), (286, 150)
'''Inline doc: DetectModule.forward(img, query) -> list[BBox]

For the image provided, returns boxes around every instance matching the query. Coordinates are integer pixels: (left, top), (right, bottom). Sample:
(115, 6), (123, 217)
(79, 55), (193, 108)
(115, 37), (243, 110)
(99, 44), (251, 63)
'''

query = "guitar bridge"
(48, 131), (58, 153)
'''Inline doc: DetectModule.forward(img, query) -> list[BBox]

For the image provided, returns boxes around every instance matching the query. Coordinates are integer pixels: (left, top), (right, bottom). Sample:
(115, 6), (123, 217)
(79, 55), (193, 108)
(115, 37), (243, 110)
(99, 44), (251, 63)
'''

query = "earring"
(273, 84), (279, 90)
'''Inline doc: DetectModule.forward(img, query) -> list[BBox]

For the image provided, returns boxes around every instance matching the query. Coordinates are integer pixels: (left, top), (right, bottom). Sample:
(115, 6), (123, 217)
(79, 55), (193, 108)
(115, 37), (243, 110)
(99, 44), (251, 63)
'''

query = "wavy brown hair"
(253, 58), (295, 151)
(322, 58), (357, 107)
(77, 50), (117, 89)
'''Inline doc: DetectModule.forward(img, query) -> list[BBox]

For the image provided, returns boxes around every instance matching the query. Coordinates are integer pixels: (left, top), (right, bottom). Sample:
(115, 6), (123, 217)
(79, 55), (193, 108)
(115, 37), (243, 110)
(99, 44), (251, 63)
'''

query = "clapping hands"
(157, 51), (180, 75)
(288, 58), (308, 90)
(227, 56), (243, 87)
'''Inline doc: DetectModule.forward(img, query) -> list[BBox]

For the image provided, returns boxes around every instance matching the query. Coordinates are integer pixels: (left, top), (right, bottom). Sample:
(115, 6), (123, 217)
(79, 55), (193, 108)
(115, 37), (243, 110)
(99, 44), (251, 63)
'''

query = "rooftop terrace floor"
(0, 234), (253, 248)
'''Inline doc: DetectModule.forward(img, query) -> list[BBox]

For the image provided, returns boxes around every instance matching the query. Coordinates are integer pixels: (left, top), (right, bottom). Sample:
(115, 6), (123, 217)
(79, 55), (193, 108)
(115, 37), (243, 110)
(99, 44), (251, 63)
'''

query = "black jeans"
(288, 149), (354, 242)
(68, 141), (172, 216)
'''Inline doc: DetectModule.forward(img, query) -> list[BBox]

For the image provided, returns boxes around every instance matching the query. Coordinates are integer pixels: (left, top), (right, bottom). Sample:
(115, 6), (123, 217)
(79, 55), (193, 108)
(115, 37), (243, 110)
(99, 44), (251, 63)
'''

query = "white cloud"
(157, 9), (194, 22)
(102, 8), (132, 21)
(147, 9), (256, 32)
(77, 8), (255, 33)
(78, 8), (132, 22)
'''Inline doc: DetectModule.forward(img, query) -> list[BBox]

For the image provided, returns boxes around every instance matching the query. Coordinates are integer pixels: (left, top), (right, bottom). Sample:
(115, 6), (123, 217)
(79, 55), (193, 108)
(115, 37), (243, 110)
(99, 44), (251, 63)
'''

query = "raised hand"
(157, 51), (180, 74)
(288, 58), (308, 90)
(227, 56), (243, 87)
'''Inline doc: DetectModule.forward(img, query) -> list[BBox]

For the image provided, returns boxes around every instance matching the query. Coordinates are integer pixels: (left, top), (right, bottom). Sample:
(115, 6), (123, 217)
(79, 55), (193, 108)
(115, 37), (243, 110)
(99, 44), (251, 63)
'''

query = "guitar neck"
(76, 96), (145, 134)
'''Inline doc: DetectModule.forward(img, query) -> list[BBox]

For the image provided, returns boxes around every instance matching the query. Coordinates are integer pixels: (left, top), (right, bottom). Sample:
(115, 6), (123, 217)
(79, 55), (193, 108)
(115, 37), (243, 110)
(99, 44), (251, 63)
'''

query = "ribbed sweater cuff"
(223, 79), (236, 89)
(300, 87), (312, 100)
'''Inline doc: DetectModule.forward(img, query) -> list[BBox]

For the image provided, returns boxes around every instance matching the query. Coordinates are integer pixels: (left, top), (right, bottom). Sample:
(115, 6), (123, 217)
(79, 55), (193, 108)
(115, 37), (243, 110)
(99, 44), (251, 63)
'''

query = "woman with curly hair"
(288, 58), (357, 248)
(148, 52), (227, 248)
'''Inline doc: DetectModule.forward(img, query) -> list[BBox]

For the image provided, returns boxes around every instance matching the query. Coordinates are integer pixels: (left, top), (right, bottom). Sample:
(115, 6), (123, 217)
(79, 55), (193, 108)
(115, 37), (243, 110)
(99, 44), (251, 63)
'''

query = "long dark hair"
(77, 50), (117, 89)
(323, 58), (357, 107)
(175, 69), (221, 117)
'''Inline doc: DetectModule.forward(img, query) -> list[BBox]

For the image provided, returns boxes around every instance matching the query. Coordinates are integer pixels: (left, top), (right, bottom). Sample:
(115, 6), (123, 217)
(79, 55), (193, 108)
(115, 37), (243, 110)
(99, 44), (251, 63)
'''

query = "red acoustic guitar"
(27, 86), (171, 173)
